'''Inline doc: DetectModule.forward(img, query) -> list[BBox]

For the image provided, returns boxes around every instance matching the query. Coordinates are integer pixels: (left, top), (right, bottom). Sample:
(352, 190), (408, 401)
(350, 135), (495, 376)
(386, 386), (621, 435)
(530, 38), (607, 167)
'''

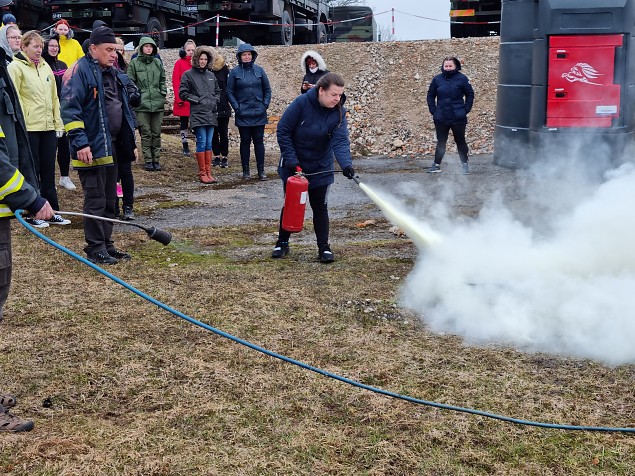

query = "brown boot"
(204, 151), (217, 183)
(196, 152), (212, 184)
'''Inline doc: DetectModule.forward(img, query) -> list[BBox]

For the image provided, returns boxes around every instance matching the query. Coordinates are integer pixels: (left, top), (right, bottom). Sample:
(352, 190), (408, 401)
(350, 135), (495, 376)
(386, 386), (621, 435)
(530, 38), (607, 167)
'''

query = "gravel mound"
(159, 37), (499, 157)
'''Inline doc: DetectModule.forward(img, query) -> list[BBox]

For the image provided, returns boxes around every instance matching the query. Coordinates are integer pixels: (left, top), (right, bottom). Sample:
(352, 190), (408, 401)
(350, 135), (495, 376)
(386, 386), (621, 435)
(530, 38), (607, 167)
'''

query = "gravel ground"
(133, 152), (522, 236)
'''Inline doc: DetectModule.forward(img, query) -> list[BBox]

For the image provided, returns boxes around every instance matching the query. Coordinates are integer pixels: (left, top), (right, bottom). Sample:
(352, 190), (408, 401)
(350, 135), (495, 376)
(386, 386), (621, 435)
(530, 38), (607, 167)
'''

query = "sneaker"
(0, 408), (34, 432)
(107, 249), (131, 261)
(258, 173), (268, 181)
(144, 162), (154, 171)
(46, 214), (71, 226)
(427, 163), (441, 174)
(318, 245), (334, 263)
(116, 183), (123, 198)
(212, 156), (221, 167)
(59, 176), (76, 190)
(0, 394), (16, 409)
(25, 218), (49, 228)
(153, 162), (162, 171)
(122, 206), (135, 221)
(271, 242), (289, 259)
(87, 250), (118, 265)
(220, 157), (228, 168)
(462, 163), (470, 175)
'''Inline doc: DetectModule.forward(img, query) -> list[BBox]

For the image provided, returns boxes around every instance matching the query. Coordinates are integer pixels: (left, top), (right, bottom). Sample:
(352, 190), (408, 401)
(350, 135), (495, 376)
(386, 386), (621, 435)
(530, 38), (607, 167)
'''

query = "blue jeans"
(194, 126), (215, 153)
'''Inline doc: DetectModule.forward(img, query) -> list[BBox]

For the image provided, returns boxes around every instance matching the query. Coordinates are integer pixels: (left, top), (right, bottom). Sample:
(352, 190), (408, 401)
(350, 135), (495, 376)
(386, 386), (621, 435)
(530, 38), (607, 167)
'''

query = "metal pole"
(392, 7), (395, 36)
(216, 14), (220, 47)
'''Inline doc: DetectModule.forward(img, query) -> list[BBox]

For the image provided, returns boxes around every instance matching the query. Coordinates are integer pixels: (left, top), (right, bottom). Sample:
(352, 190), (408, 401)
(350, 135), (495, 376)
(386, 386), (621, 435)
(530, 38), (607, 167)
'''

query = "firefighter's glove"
(342, 166), (355, 179)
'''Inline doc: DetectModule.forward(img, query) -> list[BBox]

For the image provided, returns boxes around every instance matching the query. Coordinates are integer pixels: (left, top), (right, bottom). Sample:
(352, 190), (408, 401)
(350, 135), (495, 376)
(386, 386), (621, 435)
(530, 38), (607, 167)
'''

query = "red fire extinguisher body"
(282, 173), (309, 233)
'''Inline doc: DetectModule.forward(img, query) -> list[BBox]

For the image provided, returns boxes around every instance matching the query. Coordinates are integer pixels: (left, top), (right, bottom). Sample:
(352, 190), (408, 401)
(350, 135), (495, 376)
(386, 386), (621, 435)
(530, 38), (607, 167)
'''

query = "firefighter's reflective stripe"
(0, 205), (13, 217)
(71, 155), (114, 168)
(0, 124), (4, 138)
(0, 170), (24, 201)
(0, 170), (25, 218)
(64, 120), (84, 132)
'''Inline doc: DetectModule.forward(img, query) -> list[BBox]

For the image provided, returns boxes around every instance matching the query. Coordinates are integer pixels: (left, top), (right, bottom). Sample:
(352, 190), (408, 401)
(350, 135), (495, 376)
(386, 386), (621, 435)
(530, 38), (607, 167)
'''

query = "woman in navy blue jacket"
(227, 43), (271, 181)
(426, 56), (474, 174)
(273, 72), (355, 263)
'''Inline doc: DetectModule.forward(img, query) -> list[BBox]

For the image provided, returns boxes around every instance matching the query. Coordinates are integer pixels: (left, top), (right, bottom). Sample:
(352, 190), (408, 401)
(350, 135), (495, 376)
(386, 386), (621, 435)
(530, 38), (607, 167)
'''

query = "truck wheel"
(147, 16), (165, 48)
(271, 9), (293, 46)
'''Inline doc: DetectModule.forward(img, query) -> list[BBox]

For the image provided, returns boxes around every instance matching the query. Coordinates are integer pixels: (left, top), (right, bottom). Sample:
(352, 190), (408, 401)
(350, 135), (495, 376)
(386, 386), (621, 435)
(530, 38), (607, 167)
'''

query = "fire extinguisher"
(281, 166), (309, 233)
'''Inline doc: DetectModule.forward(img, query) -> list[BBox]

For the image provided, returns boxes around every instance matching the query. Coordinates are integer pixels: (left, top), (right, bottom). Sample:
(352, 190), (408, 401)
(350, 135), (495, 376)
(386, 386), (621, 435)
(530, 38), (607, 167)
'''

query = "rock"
(392, 139), (404, 150)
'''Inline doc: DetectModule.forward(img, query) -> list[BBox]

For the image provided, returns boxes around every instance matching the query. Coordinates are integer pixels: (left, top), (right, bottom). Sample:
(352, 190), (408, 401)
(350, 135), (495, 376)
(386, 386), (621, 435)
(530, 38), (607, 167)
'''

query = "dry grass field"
(0, 139), (634, 475)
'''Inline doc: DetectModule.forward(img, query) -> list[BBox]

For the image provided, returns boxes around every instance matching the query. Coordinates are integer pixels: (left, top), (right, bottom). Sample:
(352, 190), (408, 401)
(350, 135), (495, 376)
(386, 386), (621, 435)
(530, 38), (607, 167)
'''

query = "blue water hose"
(15, 210), (635, 434)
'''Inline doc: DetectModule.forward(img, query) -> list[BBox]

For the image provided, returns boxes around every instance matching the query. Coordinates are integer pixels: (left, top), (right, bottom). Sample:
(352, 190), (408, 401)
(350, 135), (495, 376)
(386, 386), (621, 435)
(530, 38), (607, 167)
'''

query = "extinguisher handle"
(295, 166), (303, 175)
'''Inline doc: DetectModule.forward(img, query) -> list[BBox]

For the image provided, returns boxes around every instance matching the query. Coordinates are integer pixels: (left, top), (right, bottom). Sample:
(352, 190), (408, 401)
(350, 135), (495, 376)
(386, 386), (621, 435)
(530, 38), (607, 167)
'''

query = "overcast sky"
(367, 0), (451, 40)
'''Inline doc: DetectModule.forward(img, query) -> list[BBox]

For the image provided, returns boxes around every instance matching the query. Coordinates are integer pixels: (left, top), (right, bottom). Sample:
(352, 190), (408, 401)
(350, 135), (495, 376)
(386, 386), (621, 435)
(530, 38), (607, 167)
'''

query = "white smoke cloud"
(381, 162), (635, 366)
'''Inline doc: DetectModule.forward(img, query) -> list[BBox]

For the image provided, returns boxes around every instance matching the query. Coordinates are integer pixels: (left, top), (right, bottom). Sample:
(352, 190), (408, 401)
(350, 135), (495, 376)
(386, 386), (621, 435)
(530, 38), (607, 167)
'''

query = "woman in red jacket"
(172, 39), (196, 156)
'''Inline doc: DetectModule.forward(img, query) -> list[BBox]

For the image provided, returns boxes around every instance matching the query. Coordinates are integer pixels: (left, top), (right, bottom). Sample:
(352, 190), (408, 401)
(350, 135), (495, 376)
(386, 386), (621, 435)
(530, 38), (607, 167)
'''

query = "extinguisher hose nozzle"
(352, 175), (361, 185)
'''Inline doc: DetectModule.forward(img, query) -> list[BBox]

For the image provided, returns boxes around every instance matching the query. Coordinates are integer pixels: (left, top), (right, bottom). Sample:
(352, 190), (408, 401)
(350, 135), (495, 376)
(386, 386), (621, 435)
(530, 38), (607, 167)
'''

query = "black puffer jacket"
(178, 46), (220, 128)
(211, 53), (231, 119)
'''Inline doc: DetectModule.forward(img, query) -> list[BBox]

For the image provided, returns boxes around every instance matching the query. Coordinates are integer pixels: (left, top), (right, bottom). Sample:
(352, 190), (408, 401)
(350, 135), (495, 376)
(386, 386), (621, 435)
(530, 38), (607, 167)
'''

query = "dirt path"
(132, 153), (521, 233)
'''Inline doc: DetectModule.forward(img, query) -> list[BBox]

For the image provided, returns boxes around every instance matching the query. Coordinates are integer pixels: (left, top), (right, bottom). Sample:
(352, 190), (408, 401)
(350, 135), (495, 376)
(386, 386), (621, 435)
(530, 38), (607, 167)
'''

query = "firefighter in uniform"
(0, 11), (54, 429)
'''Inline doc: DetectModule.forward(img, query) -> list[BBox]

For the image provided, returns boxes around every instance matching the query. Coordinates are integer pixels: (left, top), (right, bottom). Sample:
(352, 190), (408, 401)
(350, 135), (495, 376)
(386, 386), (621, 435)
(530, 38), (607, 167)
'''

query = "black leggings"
(28, 130), (60, 211)
(117, 160), (134, 209)
(57, 134), (71, 176)
(277, 184), (330, 248)
(238, 125), (265, 173)
(434, 121), (469, 164)
(212, 116), (230, 157)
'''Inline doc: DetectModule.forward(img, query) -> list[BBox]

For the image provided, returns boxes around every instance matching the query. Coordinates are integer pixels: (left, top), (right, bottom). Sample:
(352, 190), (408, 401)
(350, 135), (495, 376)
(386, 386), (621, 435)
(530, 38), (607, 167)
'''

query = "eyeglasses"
(7, 36), (21, 40)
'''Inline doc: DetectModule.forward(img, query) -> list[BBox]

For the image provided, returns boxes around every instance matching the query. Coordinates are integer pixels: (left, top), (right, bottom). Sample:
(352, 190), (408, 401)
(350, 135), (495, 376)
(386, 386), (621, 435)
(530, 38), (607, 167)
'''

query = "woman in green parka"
(127, 36), (166, 171)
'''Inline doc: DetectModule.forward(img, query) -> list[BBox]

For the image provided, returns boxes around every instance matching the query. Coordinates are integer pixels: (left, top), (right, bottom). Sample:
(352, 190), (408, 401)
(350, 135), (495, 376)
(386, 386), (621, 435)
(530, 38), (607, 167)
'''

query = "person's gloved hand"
(284, 162), (299, 174)
(128, 90), (141, 108)
(55, 130), (64, 139)
(342, 166), (355, 179)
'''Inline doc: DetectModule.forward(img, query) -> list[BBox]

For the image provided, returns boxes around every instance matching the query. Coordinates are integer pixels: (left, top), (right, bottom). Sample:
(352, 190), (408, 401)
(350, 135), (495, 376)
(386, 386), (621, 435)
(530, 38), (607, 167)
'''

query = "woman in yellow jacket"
(8, 30), (69, 225)
(52, 19), (84, 68)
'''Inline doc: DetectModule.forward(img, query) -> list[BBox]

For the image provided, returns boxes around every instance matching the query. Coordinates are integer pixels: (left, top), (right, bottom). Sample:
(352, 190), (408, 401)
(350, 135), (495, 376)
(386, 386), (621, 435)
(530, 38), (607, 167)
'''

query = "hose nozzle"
(145, 226), (172, 246)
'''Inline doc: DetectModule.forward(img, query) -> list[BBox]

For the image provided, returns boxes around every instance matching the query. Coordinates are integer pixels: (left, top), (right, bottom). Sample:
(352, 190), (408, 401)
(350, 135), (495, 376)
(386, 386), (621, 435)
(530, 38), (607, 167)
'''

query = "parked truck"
(195, 0), (331, 46)
(2, 1), (53, 32)
(43, 0), (199, 47)
(329, 6), (377, 43)
(450, 0), (501, 38)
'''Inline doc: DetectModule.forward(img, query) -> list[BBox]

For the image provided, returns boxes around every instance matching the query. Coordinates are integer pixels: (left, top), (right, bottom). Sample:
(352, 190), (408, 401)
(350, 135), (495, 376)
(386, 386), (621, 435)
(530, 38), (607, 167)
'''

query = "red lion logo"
(561, 63), (603, 85)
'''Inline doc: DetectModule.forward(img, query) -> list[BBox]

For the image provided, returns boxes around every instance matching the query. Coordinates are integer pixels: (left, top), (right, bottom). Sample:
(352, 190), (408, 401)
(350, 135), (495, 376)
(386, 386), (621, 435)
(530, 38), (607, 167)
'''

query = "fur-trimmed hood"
(300, 50), (327, 73)
(191, 46), (216, 70)
(211, 52), (226, 72)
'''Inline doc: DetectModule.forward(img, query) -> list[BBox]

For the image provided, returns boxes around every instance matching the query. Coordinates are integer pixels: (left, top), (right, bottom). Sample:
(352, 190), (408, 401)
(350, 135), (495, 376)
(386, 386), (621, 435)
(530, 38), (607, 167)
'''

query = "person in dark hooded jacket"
(211, 50), (231, 168)
(426, 55), (474, 175)
(127, 36), (166, 171)
(227, 43), (271, 181)
(300, 50), (328, 94)
(179, 46), (220, 184)
(273, 72), (355, 263)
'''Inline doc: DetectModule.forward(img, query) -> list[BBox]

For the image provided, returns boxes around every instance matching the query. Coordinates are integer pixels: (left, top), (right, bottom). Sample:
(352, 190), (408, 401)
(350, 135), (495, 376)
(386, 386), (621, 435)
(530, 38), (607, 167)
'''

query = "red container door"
(547, 34), (623, 128)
